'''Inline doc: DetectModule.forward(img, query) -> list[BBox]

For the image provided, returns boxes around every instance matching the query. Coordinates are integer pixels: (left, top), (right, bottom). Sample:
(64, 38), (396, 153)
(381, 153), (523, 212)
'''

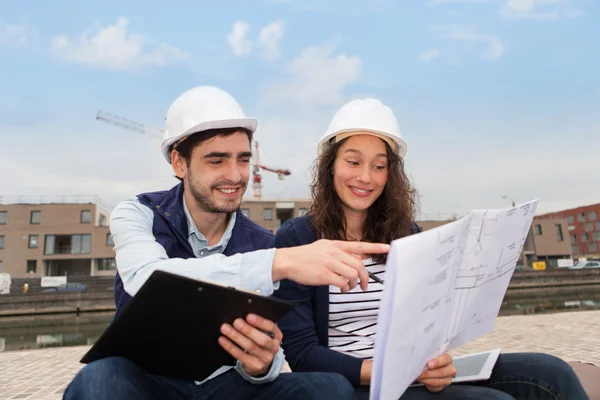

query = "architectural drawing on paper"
(444, 201), (538, 343)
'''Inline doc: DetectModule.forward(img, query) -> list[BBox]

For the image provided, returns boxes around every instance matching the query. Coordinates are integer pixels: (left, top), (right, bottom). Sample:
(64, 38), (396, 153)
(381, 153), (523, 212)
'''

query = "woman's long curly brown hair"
(309, 136), (419, 262)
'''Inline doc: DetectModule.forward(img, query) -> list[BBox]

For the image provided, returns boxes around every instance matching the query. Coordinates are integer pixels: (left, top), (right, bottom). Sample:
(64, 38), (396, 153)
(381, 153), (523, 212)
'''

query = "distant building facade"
(0, 200), (116, 279)
(240, 198), (312, 233)
(536, 202), (600, 258)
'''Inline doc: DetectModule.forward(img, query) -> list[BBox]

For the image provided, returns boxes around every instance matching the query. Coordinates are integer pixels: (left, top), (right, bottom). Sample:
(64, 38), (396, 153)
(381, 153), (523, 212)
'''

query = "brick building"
(0, 199), (116, 279)
(240, 198), (312, 233)
(536, 202), (600, 257)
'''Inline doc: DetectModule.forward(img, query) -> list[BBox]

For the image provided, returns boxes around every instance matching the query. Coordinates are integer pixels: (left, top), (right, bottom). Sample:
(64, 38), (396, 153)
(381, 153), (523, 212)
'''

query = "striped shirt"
(328, 258), (385, 359)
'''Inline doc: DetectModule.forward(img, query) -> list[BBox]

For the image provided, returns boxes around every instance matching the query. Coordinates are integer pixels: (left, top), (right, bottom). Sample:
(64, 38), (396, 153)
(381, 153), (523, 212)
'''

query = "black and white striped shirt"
(328, 258), (385, 359)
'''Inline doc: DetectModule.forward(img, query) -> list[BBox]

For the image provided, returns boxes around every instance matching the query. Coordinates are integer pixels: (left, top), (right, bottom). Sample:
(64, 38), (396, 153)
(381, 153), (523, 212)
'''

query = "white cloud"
(0, 22), (38, 45)
(258, 20), (284, 60)
(439, 27), (504, 60)
(227, 20), (284, 61)
(51, 17), (188, 70)
(500, 0), (580, 20)
(264, 38), (361, 105)
(430, 0), (581, 19)
(429, 0), (497, 4)
(227, 21), (253, 56)
(418, 49), (441, 62)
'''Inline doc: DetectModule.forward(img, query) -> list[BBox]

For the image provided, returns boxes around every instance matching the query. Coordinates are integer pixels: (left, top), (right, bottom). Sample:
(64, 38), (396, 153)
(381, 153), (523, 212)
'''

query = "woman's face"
(332, 134), (389, 214)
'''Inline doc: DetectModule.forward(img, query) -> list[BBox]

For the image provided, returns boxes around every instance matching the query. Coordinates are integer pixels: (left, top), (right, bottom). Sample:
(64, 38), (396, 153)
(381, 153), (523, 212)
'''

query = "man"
(63, 86), (390, 399)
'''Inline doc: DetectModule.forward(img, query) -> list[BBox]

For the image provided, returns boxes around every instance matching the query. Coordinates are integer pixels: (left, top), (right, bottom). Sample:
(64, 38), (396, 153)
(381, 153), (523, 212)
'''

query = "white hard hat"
(317, 98), (407, 157)
(161, 86), (257, 163)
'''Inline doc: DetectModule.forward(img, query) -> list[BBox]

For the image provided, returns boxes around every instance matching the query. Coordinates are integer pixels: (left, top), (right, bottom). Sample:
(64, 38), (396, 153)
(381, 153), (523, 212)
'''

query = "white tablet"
(451, 348), (502, 383)
(410, 348), (501, 387)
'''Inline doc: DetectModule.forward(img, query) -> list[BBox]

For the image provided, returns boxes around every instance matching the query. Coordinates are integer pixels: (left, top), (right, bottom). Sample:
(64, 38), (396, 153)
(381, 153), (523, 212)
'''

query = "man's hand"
(416, 353), (456, 393)
(218, 313), (282, 377)
(272, 239), (390, 292)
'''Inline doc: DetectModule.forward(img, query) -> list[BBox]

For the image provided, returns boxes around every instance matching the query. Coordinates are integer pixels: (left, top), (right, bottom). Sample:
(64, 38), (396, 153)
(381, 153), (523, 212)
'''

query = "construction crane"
(252, 141), (291, 198)
(95, 110), (163, 139)
(95, 110), (291, 198)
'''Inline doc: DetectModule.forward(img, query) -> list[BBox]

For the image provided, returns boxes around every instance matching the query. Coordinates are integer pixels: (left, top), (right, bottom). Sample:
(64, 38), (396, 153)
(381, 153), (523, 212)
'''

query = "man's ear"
(171, 150), (187, 180)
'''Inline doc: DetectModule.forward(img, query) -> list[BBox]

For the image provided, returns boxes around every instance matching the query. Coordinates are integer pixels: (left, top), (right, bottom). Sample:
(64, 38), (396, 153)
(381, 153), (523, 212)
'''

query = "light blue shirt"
(109, 196), (283, 385)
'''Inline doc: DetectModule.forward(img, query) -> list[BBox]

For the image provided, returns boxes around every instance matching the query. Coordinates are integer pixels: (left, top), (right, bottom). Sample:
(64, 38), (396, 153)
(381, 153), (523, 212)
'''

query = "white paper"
(370, 200), (538, 400)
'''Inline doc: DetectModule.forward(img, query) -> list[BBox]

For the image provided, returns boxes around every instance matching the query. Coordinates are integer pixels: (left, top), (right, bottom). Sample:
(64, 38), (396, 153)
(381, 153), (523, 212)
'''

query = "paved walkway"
(0, 310), (598, 399)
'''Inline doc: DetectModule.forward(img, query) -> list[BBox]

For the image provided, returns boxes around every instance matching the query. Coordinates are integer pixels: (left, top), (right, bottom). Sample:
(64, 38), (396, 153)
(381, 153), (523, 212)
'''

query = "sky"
(0, 0), (598, 219)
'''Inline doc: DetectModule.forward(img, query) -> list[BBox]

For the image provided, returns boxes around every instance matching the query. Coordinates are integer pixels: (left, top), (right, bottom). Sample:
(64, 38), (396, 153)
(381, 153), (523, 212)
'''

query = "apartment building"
(240, 198), (312, 233)
(526, 217), (572, 267)
(0, 199), (116, 279)
(536, 202), (600, 257)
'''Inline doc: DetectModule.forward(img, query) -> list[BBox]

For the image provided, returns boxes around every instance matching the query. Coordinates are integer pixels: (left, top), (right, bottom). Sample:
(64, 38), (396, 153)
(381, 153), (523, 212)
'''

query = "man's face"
(174, 131), (251, 213)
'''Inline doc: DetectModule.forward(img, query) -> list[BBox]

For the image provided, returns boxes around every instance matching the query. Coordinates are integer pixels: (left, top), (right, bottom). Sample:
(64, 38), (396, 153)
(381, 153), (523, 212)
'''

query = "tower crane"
(95, 110), (163, 139)
(95, 110), (291, 198)
(252, 141), (291, 198)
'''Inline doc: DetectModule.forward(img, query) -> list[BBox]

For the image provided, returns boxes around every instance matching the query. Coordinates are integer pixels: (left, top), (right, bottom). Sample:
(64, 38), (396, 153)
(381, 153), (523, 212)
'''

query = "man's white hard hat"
(317, 98), (407, 157)
(161, 86), (257, 163)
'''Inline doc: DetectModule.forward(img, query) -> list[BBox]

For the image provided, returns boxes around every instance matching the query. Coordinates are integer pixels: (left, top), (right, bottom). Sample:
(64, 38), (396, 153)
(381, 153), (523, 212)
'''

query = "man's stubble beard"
(186, 171), (247, 214)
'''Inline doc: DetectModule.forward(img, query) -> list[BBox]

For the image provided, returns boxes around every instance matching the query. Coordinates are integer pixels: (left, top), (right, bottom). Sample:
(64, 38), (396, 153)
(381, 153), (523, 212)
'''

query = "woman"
(273, 98), (588, 399)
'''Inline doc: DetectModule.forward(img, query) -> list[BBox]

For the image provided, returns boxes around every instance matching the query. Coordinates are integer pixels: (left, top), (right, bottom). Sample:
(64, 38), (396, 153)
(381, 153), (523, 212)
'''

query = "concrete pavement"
(1, 310), (599, 399)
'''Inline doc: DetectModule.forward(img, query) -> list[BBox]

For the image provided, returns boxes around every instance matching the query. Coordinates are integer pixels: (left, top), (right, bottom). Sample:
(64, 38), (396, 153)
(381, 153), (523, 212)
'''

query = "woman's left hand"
(416, 353), (457, 393)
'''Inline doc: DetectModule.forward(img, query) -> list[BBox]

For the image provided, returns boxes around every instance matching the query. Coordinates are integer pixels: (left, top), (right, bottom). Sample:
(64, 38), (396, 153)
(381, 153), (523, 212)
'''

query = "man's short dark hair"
(172, 128), (253, 181)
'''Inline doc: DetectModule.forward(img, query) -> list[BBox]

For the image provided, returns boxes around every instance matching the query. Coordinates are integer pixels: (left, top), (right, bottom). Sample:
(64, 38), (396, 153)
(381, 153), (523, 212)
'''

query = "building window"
(241, 208), (250, 217)
(264, 208), (273, 221)
(0, 211), (6, 224)
(571, 234), (577, 244)
(0, 235), (4, 249)
(589, 243), (598, 253)
(99, 214), (107, 227)
(71, 234), (92, 254)
(578, 213), (586, 222)
(29, 210), (41, 224)
(590, 211), (597, 221)
(298, 208), (308, 217)
(594, 232), (600, 241)
(81, 210), (92, 224)
(44, 234), (92, 255)
(29, 235), (39, 249)
(27, 260), (37, 274)
(567, 216), (574, 225)
(581, 233), (589, 242)
(96, 258), (117, 271)
(535, 224), (543, 235)
(106, 233), (114, 246)
(571, 244), (579, 255)
(585, 222), (593, 232)
(596, 222), (600, 230)
(0, 260), (2, 272)
(555, 224), (564, 241)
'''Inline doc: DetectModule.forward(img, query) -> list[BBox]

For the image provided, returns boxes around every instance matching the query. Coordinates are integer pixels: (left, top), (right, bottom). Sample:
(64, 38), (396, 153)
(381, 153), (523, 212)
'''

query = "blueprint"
(370, 200), (538, 400)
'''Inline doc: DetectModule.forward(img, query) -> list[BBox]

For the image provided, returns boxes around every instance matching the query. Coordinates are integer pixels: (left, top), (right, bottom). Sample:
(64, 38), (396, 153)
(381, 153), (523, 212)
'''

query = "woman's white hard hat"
(161, 86), (257, 163)
(317, 98), (407, 157)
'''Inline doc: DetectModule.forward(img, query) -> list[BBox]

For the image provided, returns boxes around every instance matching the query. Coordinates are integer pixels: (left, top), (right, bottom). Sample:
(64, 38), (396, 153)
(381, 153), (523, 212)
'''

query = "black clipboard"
(80, 270), (296, 382)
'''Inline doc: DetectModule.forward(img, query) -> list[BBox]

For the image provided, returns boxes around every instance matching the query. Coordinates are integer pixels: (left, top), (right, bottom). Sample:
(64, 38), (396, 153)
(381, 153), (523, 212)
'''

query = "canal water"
(1, 294), (600, 352)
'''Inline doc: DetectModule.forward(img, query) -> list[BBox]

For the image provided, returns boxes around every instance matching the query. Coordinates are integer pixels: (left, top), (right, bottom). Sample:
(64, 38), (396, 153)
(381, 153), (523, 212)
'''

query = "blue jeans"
(63, 357), (355, 400)
(355, 353), (589, 399)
